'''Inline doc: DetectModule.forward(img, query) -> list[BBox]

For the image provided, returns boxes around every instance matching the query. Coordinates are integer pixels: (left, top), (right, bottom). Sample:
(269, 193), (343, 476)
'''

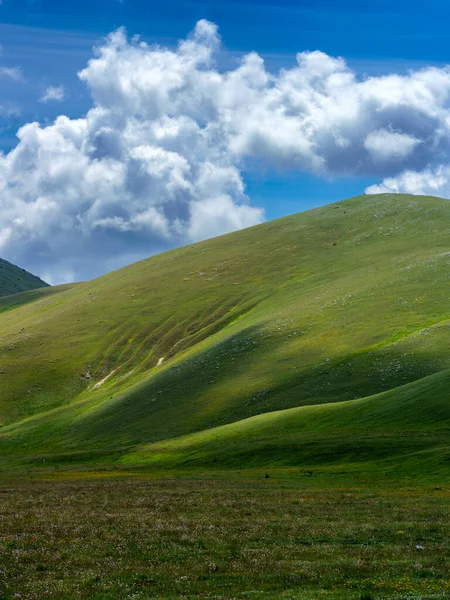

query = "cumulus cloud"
(2, 20), (450, 282)
(364, 130), (421, 162)
(0, 22), (264, 281)
(40, 85), (65, 103)
(365, 165), (450, 197)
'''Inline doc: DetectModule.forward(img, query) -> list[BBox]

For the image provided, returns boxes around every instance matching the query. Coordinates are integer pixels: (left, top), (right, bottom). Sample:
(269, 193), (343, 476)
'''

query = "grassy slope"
(121, 369), (450, 480)
(0, 257), (49, 298)
(0, 284), (74, 315)
(1, 193), (450, 474)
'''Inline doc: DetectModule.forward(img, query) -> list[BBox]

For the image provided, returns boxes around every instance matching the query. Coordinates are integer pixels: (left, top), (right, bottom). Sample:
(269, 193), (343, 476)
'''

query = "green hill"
(1, 193), (450, 478)
(122, 369), (450, 481)
(0, 257), (49, 299)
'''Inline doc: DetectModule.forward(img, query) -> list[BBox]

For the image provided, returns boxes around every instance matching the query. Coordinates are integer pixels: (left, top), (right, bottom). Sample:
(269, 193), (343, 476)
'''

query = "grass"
(118, 368), (450, 479)
(0, 257), (49, 299)
(0, 475), (449, 599)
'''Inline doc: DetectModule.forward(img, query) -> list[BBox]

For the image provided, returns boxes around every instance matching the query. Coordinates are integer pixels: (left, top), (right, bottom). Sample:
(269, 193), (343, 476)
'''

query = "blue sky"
(2, 0), (448, 209)
(1, 0), (450, 281)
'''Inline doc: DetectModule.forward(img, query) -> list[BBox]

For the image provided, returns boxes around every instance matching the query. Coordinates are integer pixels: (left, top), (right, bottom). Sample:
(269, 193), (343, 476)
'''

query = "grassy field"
(0, 474), (449, 600)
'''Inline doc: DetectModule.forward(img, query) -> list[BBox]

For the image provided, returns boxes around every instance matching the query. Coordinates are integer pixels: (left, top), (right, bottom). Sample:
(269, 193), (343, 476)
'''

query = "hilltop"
(0, 193), (449, 478)
(0, 257), (49, 298)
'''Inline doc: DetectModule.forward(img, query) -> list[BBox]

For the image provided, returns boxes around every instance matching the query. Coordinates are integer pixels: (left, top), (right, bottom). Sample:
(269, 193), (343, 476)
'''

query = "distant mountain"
(0, 257), (49, 298)
(0, 193), (450, 479)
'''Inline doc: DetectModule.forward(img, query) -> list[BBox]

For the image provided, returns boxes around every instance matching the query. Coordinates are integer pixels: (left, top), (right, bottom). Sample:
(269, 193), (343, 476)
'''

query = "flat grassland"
(0, 474), (449, 600)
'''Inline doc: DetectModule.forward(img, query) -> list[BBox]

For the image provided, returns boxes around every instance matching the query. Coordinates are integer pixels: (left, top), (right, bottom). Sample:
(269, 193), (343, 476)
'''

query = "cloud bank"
(1, 20), (450, 282)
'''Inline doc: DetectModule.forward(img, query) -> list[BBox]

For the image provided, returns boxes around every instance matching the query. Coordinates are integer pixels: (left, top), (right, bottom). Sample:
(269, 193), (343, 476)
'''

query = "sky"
(1, 0), (450, 283)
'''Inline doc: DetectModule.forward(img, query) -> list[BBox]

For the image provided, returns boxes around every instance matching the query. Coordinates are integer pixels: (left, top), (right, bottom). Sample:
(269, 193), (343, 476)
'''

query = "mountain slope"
(1, 193), (450, 473)
(0, 257), (49, 299)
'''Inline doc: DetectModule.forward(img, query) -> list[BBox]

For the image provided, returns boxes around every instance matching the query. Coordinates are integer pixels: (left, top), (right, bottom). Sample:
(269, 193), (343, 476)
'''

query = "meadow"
(0, 474), (449, 600)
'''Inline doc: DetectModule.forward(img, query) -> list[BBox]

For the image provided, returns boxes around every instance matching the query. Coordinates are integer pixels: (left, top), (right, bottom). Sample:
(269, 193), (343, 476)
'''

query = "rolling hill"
(1, 192), (450, 478)
(0, 257), (49, 299)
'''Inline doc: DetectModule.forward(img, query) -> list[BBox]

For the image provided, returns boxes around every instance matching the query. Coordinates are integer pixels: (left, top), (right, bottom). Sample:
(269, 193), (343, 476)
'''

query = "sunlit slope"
(0, 257), (49, 298)
(1, 193), (450, 456)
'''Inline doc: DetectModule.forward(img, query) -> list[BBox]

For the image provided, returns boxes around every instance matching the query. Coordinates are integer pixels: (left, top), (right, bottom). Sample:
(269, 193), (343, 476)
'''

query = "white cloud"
(365, 165), (450, 197)
(40, 85), (65, 103)
(2, 20), (450, 282)
(364, 130), (421, 162)
(0, 22), (263, 282)
(0, 66), (23, 82)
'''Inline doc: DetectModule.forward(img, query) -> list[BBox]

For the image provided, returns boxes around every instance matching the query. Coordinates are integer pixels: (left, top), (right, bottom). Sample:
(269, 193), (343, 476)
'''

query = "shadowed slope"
(0, 258), (49, 299)
(0, 284), (75, 315)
